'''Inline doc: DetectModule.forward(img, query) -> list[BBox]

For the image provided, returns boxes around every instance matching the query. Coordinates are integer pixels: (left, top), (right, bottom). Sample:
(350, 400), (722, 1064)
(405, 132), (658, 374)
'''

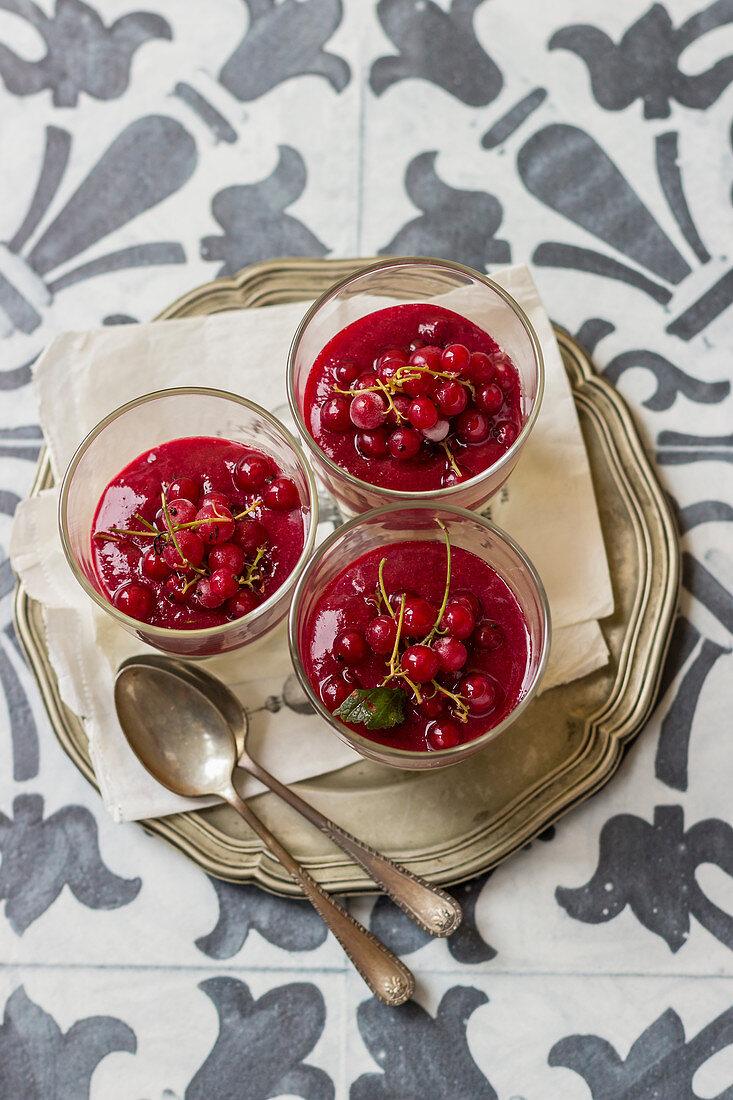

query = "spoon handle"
(220, 786), (414, 1006)
(236, 758), (462, 938)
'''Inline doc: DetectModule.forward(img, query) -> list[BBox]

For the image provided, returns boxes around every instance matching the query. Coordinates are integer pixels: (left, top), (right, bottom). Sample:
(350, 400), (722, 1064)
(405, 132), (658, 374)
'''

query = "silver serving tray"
(13, 258), (680, 896)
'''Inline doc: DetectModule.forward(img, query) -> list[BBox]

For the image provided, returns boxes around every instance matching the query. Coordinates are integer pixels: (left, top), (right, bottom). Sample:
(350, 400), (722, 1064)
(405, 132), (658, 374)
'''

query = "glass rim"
(286, 255), (546, 501)
(58, 385), (319, 641)
(287, 500), (552, 764)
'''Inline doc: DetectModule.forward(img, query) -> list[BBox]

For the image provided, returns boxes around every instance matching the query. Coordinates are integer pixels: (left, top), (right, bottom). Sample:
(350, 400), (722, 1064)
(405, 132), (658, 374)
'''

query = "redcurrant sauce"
(91, 436), (304, 628)
(303, 541), (530, 750)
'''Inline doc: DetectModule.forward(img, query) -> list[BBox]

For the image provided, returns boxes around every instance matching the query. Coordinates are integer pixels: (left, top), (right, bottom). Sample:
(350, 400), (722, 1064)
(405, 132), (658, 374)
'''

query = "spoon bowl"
(115, 665), (239, 797)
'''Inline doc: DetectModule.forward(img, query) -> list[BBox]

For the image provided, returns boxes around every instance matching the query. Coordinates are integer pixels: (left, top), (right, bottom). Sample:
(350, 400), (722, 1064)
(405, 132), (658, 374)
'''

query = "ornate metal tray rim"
(13, 258), (680, 896)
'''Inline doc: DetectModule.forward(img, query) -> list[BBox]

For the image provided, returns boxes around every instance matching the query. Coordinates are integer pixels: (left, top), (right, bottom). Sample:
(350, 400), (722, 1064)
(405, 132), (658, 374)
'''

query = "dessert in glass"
(59, 388), (318, 657)
(289, 504), (550, 769)
(288, 258), (544, 514)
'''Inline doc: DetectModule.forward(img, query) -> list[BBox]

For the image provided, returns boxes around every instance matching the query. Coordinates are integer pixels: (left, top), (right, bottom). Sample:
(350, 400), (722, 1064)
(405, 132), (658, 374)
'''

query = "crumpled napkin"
(10, 264), (613, 822)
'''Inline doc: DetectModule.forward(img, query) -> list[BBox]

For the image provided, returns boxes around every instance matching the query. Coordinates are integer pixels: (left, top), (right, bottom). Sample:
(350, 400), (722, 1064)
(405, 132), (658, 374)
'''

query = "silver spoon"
(114, 662), (415, 1006)
(119, 654), (462, 939)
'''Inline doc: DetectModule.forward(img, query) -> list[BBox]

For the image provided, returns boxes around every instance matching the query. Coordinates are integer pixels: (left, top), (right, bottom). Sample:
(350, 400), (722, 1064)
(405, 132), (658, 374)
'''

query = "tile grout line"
(1, 960), (732, 980)
(355, 29), (367, 256)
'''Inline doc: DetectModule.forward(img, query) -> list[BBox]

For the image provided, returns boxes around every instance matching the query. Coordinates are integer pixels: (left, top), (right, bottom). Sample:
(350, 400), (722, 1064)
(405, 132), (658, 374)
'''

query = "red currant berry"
(468, 352), (494, 383)
(156, 505), (183, 530)
(166, 498), (198, 526)
(475, 621), (505, 650)
(440, 602), (475, 639)
(366, 615), (397, 655)
(427, 719), (460, 750)
(407, 397), (438, 430)
(166, 477), (199, 504)
(402, 596), (437, 636)
(434, 635), (468, 672)
(476, 383), (503, 414)
(320, 675), (352, 711)
(195, 577), (225, 609)
(492, 358), (515, 389)
(320, 396), (352, 431)
(495, 421), (519, 447)
(408, 338), (426, 353)
(421, 417), (450, 442)
(163, 530), (205, 570)
(459, 672), (497, 713)
(195, 504), (235, 545)
(409, 346), (442, 371)
(387, 426), (421, 460)
(165, 574), (190, 604)
(142, 549), (171, 580)
(441, 343), (470, 375)
(232, 518), (269, 553)
(199, 491), (231, 510)
(226, 588), (259, 618)
(209, 568), (240, 602)
(389, 590), (412, 614)
(433, 380), (467, 417)
(378, 347), (407, 365)
(350, 392), (387, 430)
(452, 590), (481, 618)
(113, 581), (153, 621)
(334, 360), (360, 385)
(401, 367), (435, 397)
(401, 644), (440, 683)
(417, 688), (446, 719)
(375, 350), (407, 381)
(208, 543), (246, 573)
(263, 477), (299, 511)
(376, 360), (400, 384)
(234, 453), (272, 491)
(334, 629), (369, 666)
(356, 428), (389, 458)
(456, 409), (491, 445)
(354, 372), (378, 390)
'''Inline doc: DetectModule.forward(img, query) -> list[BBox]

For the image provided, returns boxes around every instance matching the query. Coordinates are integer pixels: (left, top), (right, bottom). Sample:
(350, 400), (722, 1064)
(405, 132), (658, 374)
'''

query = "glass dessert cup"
(288, 503), (551, 769)
(59, 388), (318, 657)
(287, 256), (544, 515)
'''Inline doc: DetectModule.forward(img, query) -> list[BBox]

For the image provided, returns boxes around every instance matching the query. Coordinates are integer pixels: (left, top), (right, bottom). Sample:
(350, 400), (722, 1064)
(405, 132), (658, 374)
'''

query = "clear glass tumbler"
(289, 503), (551, 769)
(59, 387), (318, 657)
(287, 257), (544, 515)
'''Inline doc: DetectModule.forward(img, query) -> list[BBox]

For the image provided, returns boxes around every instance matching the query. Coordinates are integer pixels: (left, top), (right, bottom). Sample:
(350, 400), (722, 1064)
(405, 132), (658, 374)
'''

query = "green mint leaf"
(334, 686), (406, 731)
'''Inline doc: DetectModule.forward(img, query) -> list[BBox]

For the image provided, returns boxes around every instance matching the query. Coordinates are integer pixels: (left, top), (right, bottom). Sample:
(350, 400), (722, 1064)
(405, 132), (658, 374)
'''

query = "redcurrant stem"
(400, 673), (422, 704)
(381, 594), (406, 686)
(375, 378), (400, 420)
(134, 512), (158, 533)
(421, 520), (451, 646)
(393, 364), (476, 397)
(239, 545), (266, 591)
(431, 679), (469, 723)
(233, 498), (262, 521)
(378, 557), (394, 619)
(334, 362), (474, 404)
(440, 440), (462, 476)
(161, 489), (205, 576)
(94, 528), (160, 540)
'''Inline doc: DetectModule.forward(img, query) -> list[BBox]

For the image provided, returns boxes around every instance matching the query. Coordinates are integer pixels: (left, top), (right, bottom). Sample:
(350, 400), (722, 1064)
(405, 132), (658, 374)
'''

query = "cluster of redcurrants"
(323, 588), (505, 750)
(319, 340), (520, 468)
(111, 453), (299, 623)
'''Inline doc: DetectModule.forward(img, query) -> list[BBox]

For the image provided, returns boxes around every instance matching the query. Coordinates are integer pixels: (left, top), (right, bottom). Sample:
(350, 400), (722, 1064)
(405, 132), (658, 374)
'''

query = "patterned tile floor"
(1, 1), (732, 1096)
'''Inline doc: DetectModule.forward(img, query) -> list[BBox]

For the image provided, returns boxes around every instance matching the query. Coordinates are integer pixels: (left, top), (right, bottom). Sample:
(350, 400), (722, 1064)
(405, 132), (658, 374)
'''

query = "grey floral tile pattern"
(0, 0), (732, 1095)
